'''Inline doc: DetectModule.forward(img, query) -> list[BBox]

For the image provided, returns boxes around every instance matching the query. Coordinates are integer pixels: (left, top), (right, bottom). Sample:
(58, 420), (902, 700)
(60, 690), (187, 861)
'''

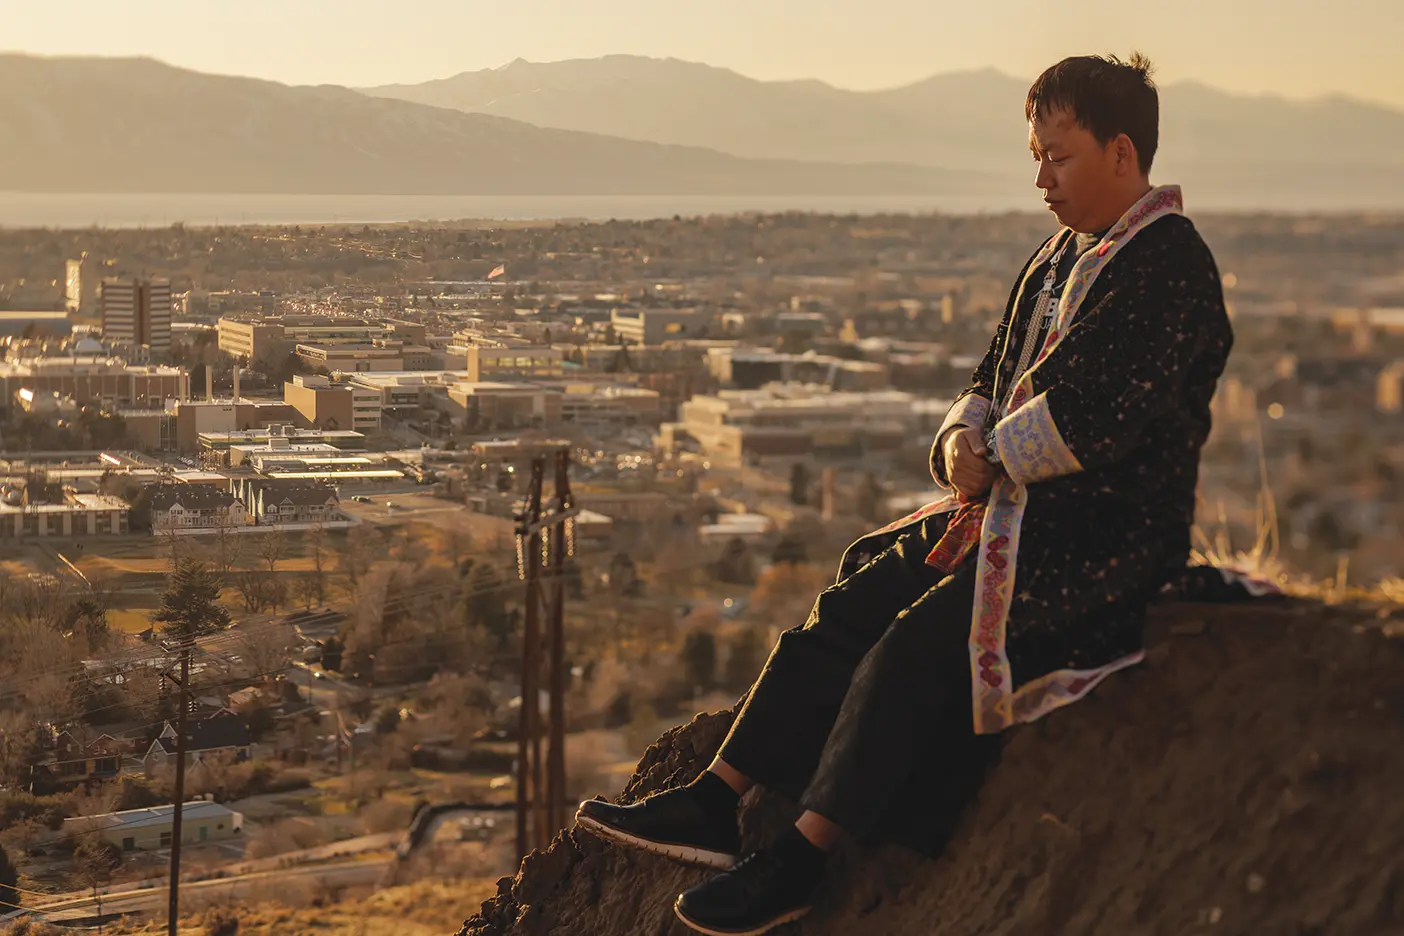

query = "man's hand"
(943, 426), (997, 500)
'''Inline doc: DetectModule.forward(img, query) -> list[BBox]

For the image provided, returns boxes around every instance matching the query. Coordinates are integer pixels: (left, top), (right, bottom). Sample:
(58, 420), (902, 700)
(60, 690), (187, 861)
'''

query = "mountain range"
(362, 55), (1404, 206)
(3, 52), (1403, 206)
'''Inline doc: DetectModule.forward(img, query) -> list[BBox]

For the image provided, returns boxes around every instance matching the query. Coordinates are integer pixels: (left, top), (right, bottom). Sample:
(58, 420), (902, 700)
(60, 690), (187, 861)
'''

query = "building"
(216, 317), (287, 362)
(610, 307), (712, 345)
(66, 799), (244, 852)
(174, 399), (304, 454)
(40, 731), (126, 783)
(294, 342), (407, 372)
(345, 371), (468, 410)
(100, 277), (171, 357)
(65, 253), (101, 318)
(0, 357), (188, 414)
(661, 386), (921, 466)
(706, 347), (889, 391)
(142, 714), (254, 774)
(217, 314), (420, 364)
(444, 382), (562, 431)
(0, 492), (130, 538)
(196, 423), (364, 466)
(0, 309), (72, 338)
(547, 382), (662, 426)
(229, 477), (340, 525)
(454, 343), (563, 383)
(148, 485), (248, 532)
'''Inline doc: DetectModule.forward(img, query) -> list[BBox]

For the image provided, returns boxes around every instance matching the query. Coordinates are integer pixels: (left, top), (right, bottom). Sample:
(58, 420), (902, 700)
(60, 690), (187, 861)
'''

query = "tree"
(257, 530), (287, 575)
(71, 837), (122, 926)
(294, 572), (320, 611)
(306, 522), (328, 602)
(789, 462), (811, 507)
(681, 630), (718, 692)
(320, 635), (344, 672)
(152, 558), (231, 640)
(856, 471), (885, 523)
(0, 842), (17, 916)
(724, 626), (768, 690)
(772, 534), (808, 566)
(712, 536), (756, 585)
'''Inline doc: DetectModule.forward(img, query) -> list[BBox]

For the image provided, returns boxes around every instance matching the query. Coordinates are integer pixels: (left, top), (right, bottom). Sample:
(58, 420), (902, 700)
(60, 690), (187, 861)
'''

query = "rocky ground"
(456, 597), (1404, 936)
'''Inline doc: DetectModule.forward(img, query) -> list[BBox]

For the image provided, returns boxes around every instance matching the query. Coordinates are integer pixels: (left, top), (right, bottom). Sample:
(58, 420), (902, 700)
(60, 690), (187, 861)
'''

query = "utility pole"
(515, 459), (544, 862)
(160, 635), (193, 936)
(513, 449), (577, 860)
(545, 448), (573, 835)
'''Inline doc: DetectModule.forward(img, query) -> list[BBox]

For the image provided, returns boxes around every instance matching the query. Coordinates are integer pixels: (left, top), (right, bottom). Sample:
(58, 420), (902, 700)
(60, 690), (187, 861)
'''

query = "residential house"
(228, 477), (340, 525)
(148, 484), (248, 532)
(38, 730), (126, 783)
(141, 713), (253, 777)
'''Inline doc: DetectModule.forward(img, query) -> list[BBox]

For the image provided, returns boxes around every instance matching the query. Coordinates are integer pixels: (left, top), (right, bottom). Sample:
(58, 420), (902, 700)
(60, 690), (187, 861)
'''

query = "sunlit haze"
(2, 0), (1402, 107)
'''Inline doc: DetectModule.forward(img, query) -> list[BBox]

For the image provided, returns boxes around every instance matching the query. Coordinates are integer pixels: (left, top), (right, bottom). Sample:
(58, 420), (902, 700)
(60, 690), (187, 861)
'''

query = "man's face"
(1028, 108), (1122, 233)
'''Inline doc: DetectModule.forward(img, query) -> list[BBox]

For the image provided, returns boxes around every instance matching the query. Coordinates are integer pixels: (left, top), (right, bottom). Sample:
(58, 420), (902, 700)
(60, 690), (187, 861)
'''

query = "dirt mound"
(457, 599), (1404, 936)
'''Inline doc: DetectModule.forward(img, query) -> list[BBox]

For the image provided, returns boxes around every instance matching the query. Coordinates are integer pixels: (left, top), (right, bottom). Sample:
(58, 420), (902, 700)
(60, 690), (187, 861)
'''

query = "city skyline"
(1, 0), (1402, 109)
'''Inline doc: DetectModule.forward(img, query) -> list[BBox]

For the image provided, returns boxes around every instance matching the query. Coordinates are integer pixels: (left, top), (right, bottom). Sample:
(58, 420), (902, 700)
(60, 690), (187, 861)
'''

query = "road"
(30, 857), (391, 923)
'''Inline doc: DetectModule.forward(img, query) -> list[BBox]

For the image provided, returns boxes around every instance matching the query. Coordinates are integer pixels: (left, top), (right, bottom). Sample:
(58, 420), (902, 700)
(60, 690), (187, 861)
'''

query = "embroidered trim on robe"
(968, 184), (1186, 735)
(991, 391), (1083, 486)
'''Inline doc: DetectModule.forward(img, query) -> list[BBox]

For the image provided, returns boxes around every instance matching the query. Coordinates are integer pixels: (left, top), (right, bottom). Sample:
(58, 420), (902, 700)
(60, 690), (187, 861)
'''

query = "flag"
(487, 263), (506, 280)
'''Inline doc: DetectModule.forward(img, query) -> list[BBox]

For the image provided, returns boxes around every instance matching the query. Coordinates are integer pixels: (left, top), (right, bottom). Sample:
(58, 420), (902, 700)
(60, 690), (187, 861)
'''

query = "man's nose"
(1034, 158), (1055, 191)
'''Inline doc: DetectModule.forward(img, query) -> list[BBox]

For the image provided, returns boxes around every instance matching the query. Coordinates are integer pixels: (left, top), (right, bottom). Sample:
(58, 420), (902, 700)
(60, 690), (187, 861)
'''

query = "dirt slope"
(457, 599), (1404, 936)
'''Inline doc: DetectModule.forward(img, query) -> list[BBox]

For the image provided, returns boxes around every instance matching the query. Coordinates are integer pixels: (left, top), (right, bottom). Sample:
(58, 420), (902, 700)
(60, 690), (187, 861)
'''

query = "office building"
(0, 357), (188, 415)
(100, 277), (171, 356)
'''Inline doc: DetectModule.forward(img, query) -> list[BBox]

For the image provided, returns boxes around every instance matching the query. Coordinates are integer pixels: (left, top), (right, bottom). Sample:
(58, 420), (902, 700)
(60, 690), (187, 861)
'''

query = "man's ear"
(1114, 134), (1137, 176)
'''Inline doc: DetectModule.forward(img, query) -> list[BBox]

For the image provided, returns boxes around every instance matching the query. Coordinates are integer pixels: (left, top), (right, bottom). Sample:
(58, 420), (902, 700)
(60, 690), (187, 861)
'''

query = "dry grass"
(1191, 424), (1400, 608)
(102, 877), (500, 936)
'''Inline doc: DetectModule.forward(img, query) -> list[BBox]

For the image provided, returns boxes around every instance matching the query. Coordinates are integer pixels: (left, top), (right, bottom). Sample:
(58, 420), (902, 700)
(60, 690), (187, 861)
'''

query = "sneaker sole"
(673, 898), (812, 936)
(574, 812), (736, 870)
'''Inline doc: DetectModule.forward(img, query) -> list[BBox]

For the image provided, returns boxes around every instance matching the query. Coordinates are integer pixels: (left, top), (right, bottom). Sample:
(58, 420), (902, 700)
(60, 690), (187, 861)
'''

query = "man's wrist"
(983, 426), (1002, 466)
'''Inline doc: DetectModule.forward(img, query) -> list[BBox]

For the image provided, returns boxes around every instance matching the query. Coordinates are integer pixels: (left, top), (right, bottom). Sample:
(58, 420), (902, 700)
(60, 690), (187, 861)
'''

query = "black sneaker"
(575, 789), (740, 869)
(673, 850), (816, 936)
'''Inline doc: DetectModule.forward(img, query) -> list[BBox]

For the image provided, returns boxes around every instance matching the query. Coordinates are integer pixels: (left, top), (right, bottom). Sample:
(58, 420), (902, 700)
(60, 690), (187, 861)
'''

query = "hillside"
(364, 56), (1404, 206)
(456, 597), (1404, 935)
(0, 55), (997, 196)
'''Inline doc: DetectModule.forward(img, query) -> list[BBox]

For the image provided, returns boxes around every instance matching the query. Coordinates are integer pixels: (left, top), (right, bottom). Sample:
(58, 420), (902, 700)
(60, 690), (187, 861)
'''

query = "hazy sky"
(2, 0), (1402, 108)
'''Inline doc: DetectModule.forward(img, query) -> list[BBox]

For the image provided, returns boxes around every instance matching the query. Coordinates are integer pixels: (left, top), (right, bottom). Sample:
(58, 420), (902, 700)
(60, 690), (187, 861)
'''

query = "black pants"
(717, 517), (998, 845)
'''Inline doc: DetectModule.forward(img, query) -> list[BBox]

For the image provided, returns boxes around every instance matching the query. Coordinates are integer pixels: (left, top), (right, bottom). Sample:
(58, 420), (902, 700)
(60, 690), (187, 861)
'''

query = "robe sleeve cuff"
(931, 393), (992, 487)
(938, 393), (991, 443)
(991, 391), (1084, 486)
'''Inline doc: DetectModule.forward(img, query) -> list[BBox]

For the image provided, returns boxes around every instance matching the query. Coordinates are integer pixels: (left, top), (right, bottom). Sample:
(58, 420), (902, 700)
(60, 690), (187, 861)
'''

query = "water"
(0, 192), (1041, 228)
(1, 190), (1396, 229)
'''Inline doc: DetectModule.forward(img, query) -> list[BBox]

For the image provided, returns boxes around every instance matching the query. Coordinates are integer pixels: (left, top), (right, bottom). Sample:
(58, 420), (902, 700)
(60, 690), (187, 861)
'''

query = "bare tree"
(237, 624), (293, 680)
(211, 510), (244, 576)
(257, 529), (287, 574)
(158, 524), (187, 571)
(341, 524), (378, 592)
(294, 573), (320, 612)
(306, 521), (328, 602)
(71, 836), (122, 931)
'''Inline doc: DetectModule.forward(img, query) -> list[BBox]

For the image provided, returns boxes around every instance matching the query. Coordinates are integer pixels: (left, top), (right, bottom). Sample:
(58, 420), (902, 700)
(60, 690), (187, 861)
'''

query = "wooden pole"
(515, 459), (545, 860)
(166, 640), (191, 936)
(545, 449), (571, 835)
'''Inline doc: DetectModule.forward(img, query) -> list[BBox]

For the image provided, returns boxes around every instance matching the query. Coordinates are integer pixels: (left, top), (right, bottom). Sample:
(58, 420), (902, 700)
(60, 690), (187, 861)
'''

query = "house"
(141, 713), (253, 777)
(37, 731), (126, 783)
(148, 484), (248, 532)
(228, 477), (340, 525)
(64, 798), (243, 852)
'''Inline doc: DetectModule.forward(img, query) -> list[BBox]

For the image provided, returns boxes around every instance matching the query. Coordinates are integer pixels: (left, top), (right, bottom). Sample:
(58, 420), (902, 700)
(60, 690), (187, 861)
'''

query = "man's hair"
(1025, 53), (1159, 173)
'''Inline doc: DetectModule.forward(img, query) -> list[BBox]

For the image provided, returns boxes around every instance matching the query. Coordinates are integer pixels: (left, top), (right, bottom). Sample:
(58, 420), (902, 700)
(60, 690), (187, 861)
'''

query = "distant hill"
(0, 55), (1001, 196)
(364, 55), (1404, 206)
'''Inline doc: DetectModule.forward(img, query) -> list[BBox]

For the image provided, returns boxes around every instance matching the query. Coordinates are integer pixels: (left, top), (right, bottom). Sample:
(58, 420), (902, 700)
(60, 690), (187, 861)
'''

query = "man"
(576, 53), (1236, 936)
